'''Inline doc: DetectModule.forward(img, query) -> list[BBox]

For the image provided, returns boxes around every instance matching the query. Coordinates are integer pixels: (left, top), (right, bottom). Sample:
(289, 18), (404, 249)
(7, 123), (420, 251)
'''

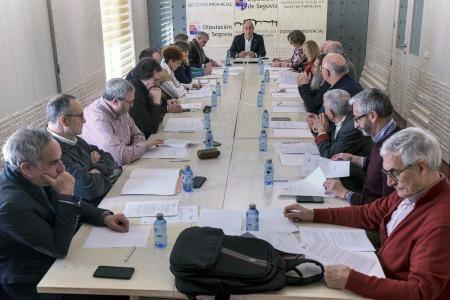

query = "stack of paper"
(84, 225), (151, 248)
(181, 103), (203, 110)
(274, 142), (320, 155)
(273, 128), (313, 138)
(276, 167), (328, 197)
(186, 86), (211, 98)
(121, 168), (180, 195)
(272, 102), (305, 113)
(164, 118), (203, 132)
(141, 206), (198, 224)
(270, 121), (308, 129)
(258, 208), (299, 233)
(303, 155), (350, 178)
(277, 70), (299, 85)
(141, 147), (187, 159)
(123, 199), (179, 217)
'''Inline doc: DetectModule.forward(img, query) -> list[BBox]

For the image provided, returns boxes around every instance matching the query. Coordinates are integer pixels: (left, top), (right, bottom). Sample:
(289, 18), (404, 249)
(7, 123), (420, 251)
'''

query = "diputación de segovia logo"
(235, 0), (248, 11)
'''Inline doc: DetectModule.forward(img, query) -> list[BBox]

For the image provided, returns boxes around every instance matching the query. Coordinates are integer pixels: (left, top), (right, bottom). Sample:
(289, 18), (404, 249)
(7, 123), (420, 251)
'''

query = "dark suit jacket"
(299, 81), (331, 114)
(229, 33), (266, 58)
(0, 164), (108, 299)
(330, 74), (363, 97)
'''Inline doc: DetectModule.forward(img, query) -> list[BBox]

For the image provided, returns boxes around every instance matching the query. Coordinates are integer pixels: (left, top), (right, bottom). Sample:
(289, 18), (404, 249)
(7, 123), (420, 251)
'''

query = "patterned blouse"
(288, 47), (307, 72)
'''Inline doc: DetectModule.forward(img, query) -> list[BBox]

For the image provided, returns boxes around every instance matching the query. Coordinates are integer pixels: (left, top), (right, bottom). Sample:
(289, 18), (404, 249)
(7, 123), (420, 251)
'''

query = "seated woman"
(160, 45), (188, 99)
(173, 41), (211, 83)
(272, 30), (306, 72)
(302, 40), (321, 75)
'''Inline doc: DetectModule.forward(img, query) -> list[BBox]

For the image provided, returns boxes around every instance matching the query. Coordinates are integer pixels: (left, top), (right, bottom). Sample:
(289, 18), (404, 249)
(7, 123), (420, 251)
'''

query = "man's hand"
(90, 151), (100, 164)
(145, 139), (164, 149)
(247, 51), (256, 58)
(324, 265), (351, 289)
(168, 102), (183, 113)
(41, 171), (75, 196)
(323, 178), (348, 199)
(283, 203), (314, 222)
(204, 63), (213, 75)
(271, 61), (281, 67)
(89, 168), (102, 174)
(149, 87), (162, 105)
(331, 153), (363, 167)
(104, 213), (129, 233)
(315, 113), (329, 134)
(298, 71), (311, 85)
(191, 83), (202, 90)
(307, 113), (317, 131)
(238, 51), (248, 58)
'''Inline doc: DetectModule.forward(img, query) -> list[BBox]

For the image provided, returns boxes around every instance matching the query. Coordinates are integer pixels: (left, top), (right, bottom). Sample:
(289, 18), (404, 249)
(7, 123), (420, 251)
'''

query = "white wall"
(130, 0), (150, 63)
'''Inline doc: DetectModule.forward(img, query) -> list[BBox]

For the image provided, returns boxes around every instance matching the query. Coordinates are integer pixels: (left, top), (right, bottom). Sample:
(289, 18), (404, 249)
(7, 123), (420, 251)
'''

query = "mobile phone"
(295, 196), (324, 204)
(93, 266), (135, 280)
(203, 106), (211, 113)
(182, 108), (191, 112)
(271, 117), (291, 121)
(193, 176), (207, 189)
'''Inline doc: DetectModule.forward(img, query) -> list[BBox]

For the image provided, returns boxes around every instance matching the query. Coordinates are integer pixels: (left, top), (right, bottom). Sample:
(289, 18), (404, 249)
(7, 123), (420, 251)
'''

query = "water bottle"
(257, 90), (264, 108)
(264, 159), (274, 188)
(223, 67), (228, 83)
(216, 81), (221, 96)
(258, 56), (262, 65)
(259, 61), (264, 75)
(211, 91), (218, 107)
(154, 213), (167, 248)
(260, 79), (266, 93)
(264, 69), (270, 83)
(259, 129), (267, 152)
(204, 110), (210, 129)
(262, 109), (269, 128)
(205, 130), (214, 148)
(225, 50), (231, 66)
(183, 165), (194, 192)
(246, 203), (259, 231)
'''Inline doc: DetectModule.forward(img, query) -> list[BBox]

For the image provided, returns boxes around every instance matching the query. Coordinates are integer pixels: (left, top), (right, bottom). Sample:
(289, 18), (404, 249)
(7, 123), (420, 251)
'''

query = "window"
(396, 0), (408, 49)
(100, 0), (135, 79)
(409, 0), (424, 55)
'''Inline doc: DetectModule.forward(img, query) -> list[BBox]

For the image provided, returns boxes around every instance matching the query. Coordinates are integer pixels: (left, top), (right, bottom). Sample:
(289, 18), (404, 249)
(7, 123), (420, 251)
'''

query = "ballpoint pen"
(124, 245), (136, 262)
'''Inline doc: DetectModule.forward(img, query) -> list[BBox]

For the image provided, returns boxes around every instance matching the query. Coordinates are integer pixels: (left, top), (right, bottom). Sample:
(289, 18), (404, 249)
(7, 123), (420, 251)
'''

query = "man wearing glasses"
(46, 94), (121, 206)
(284, 127), (450, 300)
(323, 88), (400, 205)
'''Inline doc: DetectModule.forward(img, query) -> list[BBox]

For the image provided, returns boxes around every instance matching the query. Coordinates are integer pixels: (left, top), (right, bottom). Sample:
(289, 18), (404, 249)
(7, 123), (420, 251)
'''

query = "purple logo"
(189, 24), (200, 36)
(235, 0), (248, 10)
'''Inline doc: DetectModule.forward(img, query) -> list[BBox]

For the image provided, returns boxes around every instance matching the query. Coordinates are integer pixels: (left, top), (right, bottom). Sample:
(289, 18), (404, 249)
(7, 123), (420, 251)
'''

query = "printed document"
(270, 121), (308, 129)
(121, 168), (180, 195)
(181, 103), (203, 110)
(198, 209), (242, 235)
(274, 142), (319, 155)
(303, 155), (350, 178)
(245, 232), (303, 254)
(278, 70), (299, 85)
(272, 106), (305, 113)
(300, 228), (375, 252)
(123, 199), (179, 217)
(161, 139), (194, 148)
(273, 128), (313, 138)
(141, 147), (187, 159)
(141, 206), (198, 224)
(279, 154), (306, 166)
(84, 225), (151, 248)
(185, 86), (211, 98)
(271, 92), (299, 98)
(258, 208), (299, 233)
(277, 167), (327, 197)
(164, 118), (203, 132)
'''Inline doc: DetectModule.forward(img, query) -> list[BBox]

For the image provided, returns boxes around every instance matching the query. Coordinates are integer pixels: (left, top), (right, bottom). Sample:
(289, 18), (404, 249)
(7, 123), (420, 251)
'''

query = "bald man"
(324, 41), (357, 80)
(229, 20), (266, 58)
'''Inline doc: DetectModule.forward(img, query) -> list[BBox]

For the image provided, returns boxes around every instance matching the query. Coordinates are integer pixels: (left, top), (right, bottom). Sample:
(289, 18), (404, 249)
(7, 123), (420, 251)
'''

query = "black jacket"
(174, 63), (192, 84)
(0, 164), (108, 299)
(330, 74), (363, 97)
(128, 78), (165, 138)
(298, 81), (331, 114)
(55, 136), (120, 206)
(229, 33), (266, 58)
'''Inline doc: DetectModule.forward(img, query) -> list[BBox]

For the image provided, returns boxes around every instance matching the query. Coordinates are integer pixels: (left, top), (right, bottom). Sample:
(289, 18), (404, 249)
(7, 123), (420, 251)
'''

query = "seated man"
(0, 128), (128, 299)
(46, 94), (121, 206)
(324, 88), (400, 205)
(81, 78), (162, 166)
(126, 47), (161, 81)
(323, 40), (357, 80)
(229, 20), (266, 58)
(284, 127), (450, 300)
(188, 31), (219, 69)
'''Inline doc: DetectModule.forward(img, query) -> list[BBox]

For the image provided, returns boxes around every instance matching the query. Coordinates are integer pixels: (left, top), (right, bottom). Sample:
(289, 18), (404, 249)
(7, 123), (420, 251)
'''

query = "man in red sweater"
(284, 127), (450, 300)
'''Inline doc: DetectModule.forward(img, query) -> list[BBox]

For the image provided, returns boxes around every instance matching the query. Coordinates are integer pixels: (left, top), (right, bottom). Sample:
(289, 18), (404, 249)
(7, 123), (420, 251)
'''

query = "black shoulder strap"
(285, 258), (325, 286)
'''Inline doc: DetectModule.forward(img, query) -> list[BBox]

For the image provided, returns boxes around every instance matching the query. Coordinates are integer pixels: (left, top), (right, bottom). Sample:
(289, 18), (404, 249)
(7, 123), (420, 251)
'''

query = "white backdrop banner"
(186, 0), (328, 60)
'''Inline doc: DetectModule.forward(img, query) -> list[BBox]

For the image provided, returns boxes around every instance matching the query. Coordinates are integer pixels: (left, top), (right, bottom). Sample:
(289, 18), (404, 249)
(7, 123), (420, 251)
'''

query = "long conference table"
(38, 64), (384, 299)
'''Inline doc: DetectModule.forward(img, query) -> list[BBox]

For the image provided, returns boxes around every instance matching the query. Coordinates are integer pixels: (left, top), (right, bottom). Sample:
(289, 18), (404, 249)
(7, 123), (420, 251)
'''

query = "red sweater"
(314, 177), (450, 300)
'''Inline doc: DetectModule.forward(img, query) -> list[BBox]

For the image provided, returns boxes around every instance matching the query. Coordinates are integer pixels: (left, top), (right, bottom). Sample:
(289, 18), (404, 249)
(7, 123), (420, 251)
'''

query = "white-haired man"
(284, 127), (450, 300)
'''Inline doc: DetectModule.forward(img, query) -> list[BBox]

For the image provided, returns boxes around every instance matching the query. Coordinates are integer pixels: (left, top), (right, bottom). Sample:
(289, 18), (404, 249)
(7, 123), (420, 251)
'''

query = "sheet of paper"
(123, 199), (179, 217)
(121, 168), (180, 195)
(162, 139), (193, 148)
(259, 208), (299, 233)
(246, 232), (303, 254)
(300, 228), (375, 252)
(278, 84), (299, 89)
(181, 103), (203, 110)
(277, 167), (327, 197)
(299, 239), (377, 275)
(279, 154), (305, 166)
(272, 106), (305, 113)
(194, 79), (217, 86)
(141, 146), (187, 159)
(198, 209), (242, 235)
(271, 92), (300, 98)
(141, 206), (198, 224)
(274, 142), (320, 155)
(272, 100), (301, 107)
(84, 225), (151, 248)
(164, 118), (203, 132)
(278, 70), (299, 85)
(185, 86), (211, 98)
(303, 155), (350, 178)
(273, 129), (313, 138)
(270, 121), (308, 129)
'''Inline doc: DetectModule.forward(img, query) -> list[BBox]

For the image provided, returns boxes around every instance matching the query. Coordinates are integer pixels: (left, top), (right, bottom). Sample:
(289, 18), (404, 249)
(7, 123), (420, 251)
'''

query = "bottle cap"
(156, 213), (164, 219)
(249, 203), (256, 208)
(263, 109), (268, 113)
(266, 159), (272, 163)
(261, 129), (266, 133)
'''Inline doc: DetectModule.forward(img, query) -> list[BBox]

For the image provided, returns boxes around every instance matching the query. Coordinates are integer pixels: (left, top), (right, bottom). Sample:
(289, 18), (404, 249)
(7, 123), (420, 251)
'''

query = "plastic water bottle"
(246, 203), (259, 231)
(211, 91), (218, 107)
(223, 67), (228, 83)
(154, 213), (167, 248)
(260, 80), (266, 93)
(205, 130), (214, 148)
(259, 129), (267, 152)
(204, 110), (210, 129)
(225, 50), (231, 66)
(259, 61), (264, 75)
(183, 165), (194, 192)
(257, 90), (264, 107)
(216, 81), (221, 96)
(264, 69), (270, 83)
(258, 56), (262, 65)
(262, 109), (269, 128)
(264, 159), (274, 188)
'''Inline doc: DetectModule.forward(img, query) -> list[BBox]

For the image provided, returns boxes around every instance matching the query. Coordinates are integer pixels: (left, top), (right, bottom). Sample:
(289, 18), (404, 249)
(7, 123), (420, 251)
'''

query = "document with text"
(141, 205), (198, 224)
(277, 167), (328, 197)
(270, 121), (308, 129)
(274, 142), (320, 155)
(273, 128), (313, 138)
(198, 209), (242, 235)
(164, 118), (203, 132)
(121, 168), (180, 195)
(123, 199), (179, 217)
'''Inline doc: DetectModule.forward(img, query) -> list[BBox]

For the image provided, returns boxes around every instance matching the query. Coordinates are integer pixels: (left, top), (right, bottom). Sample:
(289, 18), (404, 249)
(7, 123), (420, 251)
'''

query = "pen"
(170, 159), (190, 162)
(124, 245), (136, 262)
(273, 179), (289, 182)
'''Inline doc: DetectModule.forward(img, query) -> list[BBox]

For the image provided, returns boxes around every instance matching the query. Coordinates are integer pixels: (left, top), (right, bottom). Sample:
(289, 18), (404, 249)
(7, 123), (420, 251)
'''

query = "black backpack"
(170, 227), (325, 300)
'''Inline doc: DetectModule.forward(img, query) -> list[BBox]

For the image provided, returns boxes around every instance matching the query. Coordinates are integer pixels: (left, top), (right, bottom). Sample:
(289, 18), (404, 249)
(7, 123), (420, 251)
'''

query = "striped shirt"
(81, 97), (146, 166)
(386, 177), (442, 236)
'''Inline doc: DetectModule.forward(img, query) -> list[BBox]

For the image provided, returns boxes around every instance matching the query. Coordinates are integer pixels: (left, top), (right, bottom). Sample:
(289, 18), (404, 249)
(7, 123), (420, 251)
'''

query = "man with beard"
(323, 88), (400, 205)
(297, 53), (330, 114)
(81, 78), (162, 166)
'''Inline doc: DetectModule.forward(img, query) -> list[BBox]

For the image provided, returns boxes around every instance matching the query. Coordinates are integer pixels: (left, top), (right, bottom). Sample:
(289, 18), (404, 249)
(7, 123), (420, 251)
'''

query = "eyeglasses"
(319, 66), (329, 73)
(381, 164), (413, 183)
(353, 113), (368, 122)
(65, 113), (84, 119)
